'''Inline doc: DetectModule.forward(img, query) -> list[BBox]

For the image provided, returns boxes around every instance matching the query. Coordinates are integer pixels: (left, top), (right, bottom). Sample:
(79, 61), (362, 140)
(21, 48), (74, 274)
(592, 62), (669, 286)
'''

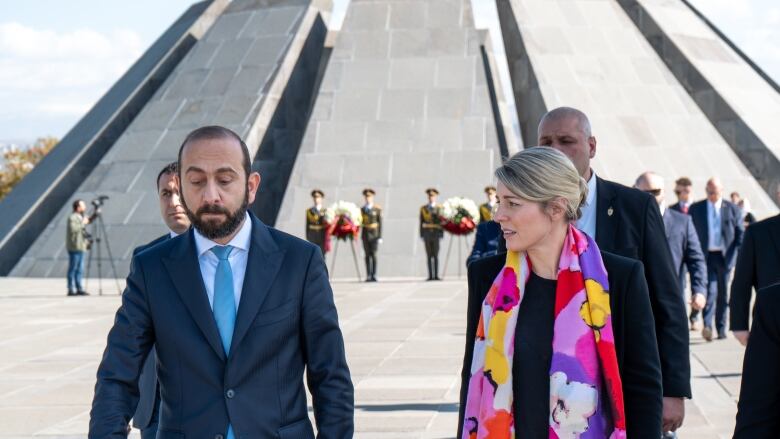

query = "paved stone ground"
(0, 277), (743, 438)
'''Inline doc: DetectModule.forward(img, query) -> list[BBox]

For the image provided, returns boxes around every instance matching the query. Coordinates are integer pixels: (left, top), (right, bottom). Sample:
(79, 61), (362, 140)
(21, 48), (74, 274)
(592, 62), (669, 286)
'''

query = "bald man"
(539, 107), (689, 434)
(689, 178), (744, 342)
(635, 172), (707, 316)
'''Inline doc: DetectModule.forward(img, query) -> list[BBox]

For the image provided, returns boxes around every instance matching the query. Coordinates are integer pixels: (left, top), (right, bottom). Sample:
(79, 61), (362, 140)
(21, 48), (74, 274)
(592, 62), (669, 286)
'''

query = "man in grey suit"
(636, 172), (707, 314)
(130, 162), (191, 439)
(90, 126), (354, 438)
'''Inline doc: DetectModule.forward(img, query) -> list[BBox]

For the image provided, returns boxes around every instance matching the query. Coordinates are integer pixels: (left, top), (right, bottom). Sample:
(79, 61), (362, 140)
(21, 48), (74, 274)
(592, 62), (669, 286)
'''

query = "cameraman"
(66, 199), (94, 296)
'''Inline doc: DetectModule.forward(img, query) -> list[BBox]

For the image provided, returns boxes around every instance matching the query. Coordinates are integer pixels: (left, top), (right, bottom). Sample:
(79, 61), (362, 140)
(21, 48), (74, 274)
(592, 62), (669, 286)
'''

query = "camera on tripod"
(90, 195), (109, 214)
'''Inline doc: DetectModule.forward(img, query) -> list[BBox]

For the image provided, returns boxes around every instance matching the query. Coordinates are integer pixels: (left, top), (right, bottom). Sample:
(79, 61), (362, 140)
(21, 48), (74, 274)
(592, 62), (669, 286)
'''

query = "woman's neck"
(527, 223), (569, 280)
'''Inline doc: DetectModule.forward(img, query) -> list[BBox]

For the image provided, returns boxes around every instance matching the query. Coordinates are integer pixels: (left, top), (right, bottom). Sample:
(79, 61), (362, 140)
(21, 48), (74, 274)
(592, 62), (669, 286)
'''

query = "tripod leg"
(98, 217), (122, 294)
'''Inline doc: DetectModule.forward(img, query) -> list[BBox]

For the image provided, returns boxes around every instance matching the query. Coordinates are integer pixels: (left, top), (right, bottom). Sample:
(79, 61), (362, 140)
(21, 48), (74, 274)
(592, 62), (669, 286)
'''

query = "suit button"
(226, 389), (235, 399)
(215, 435), (224, 439)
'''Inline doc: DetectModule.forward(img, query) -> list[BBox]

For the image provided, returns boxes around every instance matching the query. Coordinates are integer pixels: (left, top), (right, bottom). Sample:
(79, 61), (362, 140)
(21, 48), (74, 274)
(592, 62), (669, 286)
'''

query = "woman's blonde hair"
(494, 147), (588, 221)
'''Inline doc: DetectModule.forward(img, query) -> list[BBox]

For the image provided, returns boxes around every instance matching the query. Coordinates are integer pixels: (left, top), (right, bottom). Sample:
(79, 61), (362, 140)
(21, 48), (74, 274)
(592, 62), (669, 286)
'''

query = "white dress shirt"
(707, 198), (724, 252)
(576, 171), (598, 238)
(192, 213), (252, 310)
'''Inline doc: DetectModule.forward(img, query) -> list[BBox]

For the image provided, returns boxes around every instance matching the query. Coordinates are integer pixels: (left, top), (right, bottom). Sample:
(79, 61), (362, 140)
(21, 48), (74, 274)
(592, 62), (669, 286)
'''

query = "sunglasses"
(644, 189), (662, 196)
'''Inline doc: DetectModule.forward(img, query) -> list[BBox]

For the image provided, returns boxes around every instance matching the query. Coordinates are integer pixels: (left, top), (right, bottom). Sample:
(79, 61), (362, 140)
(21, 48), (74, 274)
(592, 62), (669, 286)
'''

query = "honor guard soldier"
(420, 188), (444, 281)
(360, 188), (382, 282)
(479, 185), (497, 222)
(306, 189), (328, 255)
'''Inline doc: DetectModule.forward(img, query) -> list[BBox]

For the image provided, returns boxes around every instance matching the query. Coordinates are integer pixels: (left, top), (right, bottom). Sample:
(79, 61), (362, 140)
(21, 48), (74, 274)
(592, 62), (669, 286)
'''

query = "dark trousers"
(702, 251), (730, 333)
(363, 238), (378, 279)
(424, 237), (440, 279)
(67, 250), (84, 292)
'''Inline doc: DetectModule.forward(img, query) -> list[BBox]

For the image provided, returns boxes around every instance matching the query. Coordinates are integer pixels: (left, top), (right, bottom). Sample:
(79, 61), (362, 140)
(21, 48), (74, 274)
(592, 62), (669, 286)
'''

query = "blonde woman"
(458, 147), (662, 438)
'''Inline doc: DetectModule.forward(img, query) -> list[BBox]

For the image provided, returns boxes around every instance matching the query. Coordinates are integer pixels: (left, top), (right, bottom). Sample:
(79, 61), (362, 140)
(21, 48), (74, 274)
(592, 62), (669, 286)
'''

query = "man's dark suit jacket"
(130, 233), (169, 431)
(689, 199), (744, 269)
(593, 177), (690, 398)
(734, 283), (780, 438)
(730, 214), (780, 331)
(90, 214), (354, 438)
(466, 221), (502, 267)
(663, 208), (707, 295)
(458, 251), (663, 438)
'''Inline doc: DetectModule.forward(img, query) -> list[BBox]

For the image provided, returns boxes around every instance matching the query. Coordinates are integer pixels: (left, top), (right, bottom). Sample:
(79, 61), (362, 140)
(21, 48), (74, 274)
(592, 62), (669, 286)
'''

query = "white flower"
(440, 197), (480, 222)
(327, 201), (363, 226)
(549, 371), (598, 438)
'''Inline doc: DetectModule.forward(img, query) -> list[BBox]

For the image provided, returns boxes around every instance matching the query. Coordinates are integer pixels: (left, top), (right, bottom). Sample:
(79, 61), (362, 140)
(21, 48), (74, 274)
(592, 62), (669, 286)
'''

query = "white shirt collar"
(193, 212), (252, 257)
(659, 204), (666, 216)
(708, 198), (723, 211)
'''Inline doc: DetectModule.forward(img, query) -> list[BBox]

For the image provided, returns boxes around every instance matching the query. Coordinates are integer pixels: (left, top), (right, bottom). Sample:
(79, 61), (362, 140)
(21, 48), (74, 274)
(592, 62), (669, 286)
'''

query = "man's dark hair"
(177, 126), (251, 179)
(156, 161), (179, 190)
(72, 199), (83, 211)
(675, 177), (692, 187)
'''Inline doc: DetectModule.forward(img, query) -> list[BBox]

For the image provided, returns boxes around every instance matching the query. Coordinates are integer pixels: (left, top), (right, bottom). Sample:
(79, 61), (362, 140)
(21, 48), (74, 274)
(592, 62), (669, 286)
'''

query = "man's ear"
(588, 136), (597, 159)
(247, 172), (261, 205)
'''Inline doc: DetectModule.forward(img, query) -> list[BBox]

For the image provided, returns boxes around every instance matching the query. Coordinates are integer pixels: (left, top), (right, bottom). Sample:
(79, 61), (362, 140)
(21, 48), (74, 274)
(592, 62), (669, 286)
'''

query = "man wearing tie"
(131, 162), (191, 439)
(538, 107), (690, 435)
(689, 177), (744, 341)
(670, 177), (693, 215)
(90, 126), (354, 438)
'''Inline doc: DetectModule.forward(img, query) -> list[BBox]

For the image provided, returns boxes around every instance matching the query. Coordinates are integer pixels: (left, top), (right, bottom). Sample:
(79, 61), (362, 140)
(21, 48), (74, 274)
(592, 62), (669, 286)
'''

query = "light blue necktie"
(211, 245), (236, 439)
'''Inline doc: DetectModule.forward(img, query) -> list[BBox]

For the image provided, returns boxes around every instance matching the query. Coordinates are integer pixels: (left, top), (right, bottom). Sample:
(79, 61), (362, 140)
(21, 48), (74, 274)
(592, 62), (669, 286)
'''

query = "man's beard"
(183, 192), (249, 240)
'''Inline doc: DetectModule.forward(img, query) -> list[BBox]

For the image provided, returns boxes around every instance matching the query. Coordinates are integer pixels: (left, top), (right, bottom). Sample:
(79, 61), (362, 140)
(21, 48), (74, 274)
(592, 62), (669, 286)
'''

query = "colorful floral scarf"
(462, 225), (626, 438)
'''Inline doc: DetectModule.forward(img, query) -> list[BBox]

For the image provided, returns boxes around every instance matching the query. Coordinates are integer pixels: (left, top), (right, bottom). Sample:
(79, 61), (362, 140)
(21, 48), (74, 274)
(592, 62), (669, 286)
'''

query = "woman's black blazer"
(457, 251), (663, 438)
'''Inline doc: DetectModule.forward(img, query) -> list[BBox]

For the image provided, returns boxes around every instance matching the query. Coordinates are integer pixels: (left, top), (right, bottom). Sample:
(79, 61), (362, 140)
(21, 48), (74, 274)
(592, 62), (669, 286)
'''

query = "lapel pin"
(607, 207), (614, 217)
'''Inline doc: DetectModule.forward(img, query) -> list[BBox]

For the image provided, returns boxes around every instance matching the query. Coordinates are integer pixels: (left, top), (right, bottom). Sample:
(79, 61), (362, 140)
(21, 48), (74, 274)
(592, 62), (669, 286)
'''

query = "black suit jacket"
(734, 283), (780, 438)
(130, 233), (170, 430)
(90, 214), (354, 438)
(594, 177), (690, 398)
(689, 199), (744, 269)
(663, 208), (707, 295)
(729, 215), (780, 331)
(458, 251), (663, 438)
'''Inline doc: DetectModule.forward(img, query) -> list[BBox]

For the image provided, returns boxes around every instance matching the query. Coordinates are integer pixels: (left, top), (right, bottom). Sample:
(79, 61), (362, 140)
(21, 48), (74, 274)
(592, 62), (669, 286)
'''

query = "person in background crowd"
(306, 189), (328, 255)
(130, 161), (191, 439)
(360, 188), (382, 282)
(420, 188), (443, 281)
(730, 183), (780, 346)
(670, 177), (693, 215)
(738, 198), (756, 228)
(635, 172), (707, 330)
(689, 177), (744, 341)
(537, 106), (689, 435)
(733, 283), (780, 438)
(66, 199), (95, 296)
(478, 186), (497, 222)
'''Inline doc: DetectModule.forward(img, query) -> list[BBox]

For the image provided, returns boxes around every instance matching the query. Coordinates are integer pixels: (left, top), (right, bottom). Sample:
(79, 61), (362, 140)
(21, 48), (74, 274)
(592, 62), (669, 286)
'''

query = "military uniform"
(480, 186), (497, 223)
(479, 203), (494, 223)
(361, 203), (382, 282)
(306, 206), (328, 255)
(420, 202), (443, 280)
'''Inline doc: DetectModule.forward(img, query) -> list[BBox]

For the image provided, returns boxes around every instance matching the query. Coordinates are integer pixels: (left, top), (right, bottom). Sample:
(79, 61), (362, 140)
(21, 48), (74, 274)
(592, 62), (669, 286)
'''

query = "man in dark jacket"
(635, 172), (707, 314)
(538, 107), (689, 434)
(689, 177), (744, 341)
(729, 184), (780, 345)
(733, 283), (780, 438)
(130, 162), (191, 439)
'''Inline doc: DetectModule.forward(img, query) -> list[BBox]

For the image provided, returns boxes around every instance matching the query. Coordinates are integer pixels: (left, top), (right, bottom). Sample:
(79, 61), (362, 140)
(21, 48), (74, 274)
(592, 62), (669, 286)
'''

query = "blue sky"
(0, 0), (777, 143)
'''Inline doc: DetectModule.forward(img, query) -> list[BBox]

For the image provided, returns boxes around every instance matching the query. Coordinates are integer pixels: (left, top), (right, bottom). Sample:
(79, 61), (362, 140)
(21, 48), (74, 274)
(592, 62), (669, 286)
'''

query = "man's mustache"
(196, 204), (231, 217)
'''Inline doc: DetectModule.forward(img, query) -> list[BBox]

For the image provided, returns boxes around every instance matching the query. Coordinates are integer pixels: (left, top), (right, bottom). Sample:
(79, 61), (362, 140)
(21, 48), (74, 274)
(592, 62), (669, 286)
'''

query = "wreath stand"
(329, 237), (362, 281)
(441, 233), (473, 279)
